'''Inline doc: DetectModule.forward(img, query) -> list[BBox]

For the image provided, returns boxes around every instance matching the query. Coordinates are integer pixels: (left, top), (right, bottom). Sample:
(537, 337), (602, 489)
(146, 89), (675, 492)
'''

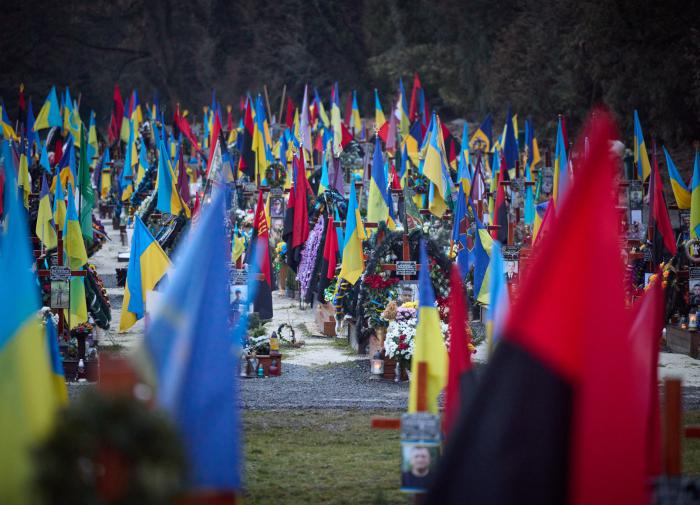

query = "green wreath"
(34, 392), (186, 505)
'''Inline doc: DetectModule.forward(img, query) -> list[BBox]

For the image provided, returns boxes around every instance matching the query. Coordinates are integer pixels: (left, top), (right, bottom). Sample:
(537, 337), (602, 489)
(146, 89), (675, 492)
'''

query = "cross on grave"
(36, 227), (88, 357)
(494, 160), (536, 246)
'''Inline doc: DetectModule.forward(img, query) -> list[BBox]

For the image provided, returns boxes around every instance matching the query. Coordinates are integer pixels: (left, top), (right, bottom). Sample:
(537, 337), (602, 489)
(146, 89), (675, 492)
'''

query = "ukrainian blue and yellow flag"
(87, 111), (99, 168)
(485, 241), (510, 354)
(156, 140), (190, 217)
(532, 199), (553, 243)
(0, 159), (61, 505)
(374, 88), (386, 132)
(331, 83), (343, 154)
(634, 110), (651, 181)
(691, 151), (700, 239)
(338, 183), (366, 285)
(119, 215), (171, 331)
(404, 121), (423, 166)
(367, 137), (396, 229)
(100, 149), (112, 199)
(318, 145), (330, 194)
(53, 173), (67, 231)
(36, 176), (57, 250)
(45, 317), (67, 403)
(457, 122), (472, 195)
(0, 102), (18, 140)
(137, 137), (149, 186)
(470, 114), (492, 152)
(663, 146), (691, 209)
(63, 184), (88, 329)
(314, 88), (330, 129)
(350, 90), (362, 138)
(451, 184), (470, 278)
(39, 141), (51, 173)
(121, 120), (136, 201)
(421, 115), (452, 217)
(408, 240), (448, 413)
(17, 141), (31, 208)
(552, 118), (568, 205)
(473, 213), (494, 305)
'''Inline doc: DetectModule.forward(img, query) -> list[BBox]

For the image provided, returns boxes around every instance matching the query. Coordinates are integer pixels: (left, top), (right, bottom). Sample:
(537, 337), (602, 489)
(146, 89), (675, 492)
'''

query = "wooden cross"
(36, 227), (87, 353)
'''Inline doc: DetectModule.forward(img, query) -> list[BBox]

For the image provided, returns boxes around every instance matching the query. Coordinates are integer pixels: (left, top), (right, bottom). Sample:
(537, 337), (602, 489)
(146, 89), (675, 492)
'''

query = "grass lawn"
(684, 412), (700, 474)
(244, 409), (410, 505)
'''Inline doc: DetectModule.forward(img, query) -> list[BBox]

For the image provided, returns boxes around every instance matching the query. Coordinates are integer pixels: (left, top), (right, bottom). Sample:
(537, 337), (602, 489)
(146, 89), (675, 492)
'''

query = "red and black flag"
(250, 191), (273, 320)
(282, 155), (310, 272)
(492, 152), (508, 244)
(316, 215), (339, 302)
(649, 148), (677, 264)
(425, 110), (649, 505)
(108, 84), (124, 145)
(238, 97), (256, 180)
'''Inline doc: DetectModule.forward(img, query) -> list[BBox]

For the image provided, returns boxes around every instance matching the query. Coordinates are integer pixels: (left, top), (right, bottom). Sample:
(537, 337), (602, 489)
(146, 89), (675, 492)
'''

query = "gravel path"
(240, 360), (409, 410)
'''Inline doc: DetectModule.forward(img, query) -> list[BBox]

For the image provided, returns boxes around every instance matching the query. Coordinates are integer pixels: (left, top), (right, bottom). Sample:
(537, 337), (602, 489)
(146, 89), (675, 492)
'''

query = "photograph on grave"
(400, 442), (440, 493)
(541, 167), (554, 197)
(270, 196), (285, 219)
(50, 280), (70, 309)
(628, 180), (643, 210)
(690, 268), (700, 307)
(628, 209), (644, 240)
(503, 245), (520, 283)
(398, 281), (418, 305)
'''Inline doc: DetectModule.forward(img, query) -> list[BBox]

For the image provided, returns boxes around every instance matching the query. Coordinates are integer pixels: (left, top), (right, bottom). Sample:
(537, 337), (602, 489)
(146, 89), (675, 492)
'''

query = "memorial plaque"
(230, 268), (248, 285)
(396, 261), (417, 276)
(49, 266), (71, 281)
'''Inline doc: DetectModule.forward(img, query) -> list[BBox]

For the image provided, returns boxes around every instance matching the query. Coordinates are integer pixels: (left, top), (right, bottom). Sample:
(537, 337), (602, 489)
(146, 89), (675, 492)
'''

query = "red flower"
(399, 334), (406, 341)
(398, 342), (408, 350)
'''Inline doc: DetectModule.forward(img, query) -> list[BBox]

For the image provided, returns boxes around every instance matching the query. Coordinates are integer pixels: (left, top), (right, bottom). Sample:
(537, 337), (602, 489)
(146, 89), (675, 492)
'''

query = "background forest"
(1, 0), (699, 161)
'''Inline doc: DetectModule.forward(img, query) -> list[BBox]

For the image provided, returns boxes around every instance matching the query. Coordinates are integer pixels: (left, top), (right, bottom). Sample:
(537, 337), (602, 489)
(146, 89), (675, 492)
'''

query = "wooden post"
(664, 378), (682, 476)
(263, 85), (273, 124)
(278, 84), (287, 124)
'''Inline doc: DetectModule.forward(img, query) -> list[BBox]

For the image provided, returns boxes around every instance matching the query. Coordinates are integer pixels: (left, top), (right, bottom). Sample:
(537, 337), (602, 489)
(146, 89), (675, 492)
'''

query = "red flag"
(108, 84), (124, 144)
(629, 276), (664, 477)
(192, 192), (201, 218)
(389, 163), (402, 190)
(54, 137), (63, 164)
(205, 113), (222, 179)
(226, 105), (233, 132)
(238, 98), (255, 180)
(492, 153), (508, 244)
(177, 144), (191, 204)
(649, 148), (677, 262)
(409, 73), (422, 122)
(285, 97), (295, 129)
(292, 153), (310, 249)
(175, 105), (203, 155)
(344, 92), (353, 127)
(443, 266), (472, 435)
(18, 83), (26, 116)
(324, 216), (339, 278)
(340, 122), (354, 149)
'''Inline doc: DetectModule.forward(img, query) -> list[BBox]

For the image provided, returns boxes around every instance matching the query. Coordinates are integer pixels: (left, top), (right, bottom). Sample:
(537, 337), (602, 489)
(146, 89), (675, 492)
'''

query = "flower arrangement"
(296, 216), (325, 299)
(362, 271), (399, 328)
(383, 305), (449, 365)
(274, 241), (287, 277)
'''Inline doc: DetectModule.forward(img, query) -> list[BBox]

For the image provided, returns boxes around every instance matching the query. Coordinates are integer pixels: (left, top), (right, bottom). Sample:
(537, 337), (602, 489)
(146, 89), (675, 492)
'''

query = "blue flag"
(145, 190), (242, 491)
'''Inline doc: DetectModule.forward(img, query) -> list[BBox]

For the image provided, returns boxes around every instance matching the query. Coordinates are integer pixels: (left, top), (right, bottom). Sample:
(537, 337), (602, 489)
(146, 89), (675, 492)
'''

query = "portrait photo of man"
(401, 444), (437, 492)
